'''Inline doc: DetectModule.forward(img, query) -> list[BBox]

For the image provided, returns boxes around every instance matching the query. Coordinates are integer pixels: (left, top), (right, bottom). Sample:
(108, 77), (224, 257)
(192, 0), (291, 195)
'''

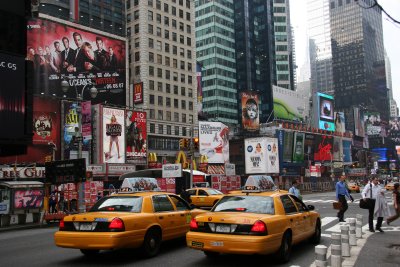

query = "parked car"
(186, 187), (225, 208)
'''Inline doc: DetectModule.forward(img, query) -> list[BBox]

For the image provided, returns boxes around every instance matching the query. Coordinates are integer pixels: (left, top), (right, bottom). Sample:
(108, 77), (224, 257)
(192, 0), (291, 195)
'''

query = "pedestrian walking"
(362, 177), (384, 232)
(374, 186), (391, 233)
(387, 183), (400, 225)
(289, 180), (302, 201)
(335, 175), (353, 222)
(49, 192), (57, 213)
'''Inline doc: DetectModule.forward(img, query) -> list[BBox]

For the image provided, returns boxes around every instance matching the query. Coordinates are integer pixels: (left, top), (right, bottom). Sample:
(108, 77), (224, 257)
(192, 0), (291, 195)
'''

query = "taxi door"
(152, 195), (181, 239)
(280, 195), (304, 242)
(190, 189), (208, 207)
(168, 194), (193, 235)
(290, 195), (313, 235)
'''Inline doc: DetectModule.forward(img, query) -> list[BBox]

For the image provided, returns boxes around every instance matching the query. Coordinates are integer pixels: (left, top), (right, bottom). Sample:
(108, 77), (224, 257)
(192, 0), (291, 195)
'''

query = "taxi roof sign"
(243, 175), (276, 192)
(120, 177), (161, 192)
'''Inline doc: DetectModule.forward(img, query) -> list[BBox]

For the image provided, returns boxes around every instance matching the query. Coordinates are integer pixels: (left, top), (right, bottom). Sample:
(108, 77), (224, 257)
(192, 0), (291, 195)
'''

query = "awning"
(0, 181), (44, 189)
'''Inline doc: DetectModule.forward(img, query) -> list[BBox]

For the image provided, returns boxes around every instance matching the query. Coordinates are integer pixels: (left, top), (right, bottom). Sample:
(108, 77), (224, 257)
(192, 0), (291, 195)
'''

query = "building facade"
(195, 0), (238, 126)
(127, 0), (198, 161)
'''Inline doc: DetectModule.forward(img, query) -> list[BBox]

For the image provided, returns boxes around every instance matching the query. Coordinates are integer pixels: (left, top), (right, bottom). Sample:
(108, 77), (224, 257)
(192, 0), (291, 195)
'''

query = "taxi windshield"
(89, 196), (143, 212)
(212, 196), (275, 214)
(206, 189), (223, 195)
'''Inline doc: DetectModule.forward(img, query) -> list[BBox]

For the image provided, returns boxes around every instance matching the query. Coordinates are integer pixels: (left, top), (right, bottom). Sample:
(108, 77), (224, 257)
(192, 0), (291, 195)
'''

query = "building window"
(180, 47), (185, 57)
(149, 52), (154, 62)
(156, 40), (162, 50)
(157, 68), (162, 78)
(173, 59), (178, 68)
(173, 72), (178, 81)
(158, 124), (163, 134)
(173, 46), (177, 55)
(166, 83), (171, 93)
(172, 6), (176, 16)
(149, 38), (154, 48)
(158, 110), (163, 120)
(156, 0), (161, 9)
(165, 56), (170, 66)
(180, 35), (184, 44)
(166, 111), (171, 121)
(181, 87), (186, 96)
(157, 82), (163, 91)
(167, 125), (171, 135)
(188, 88), (193, 97)
(134, 52), (140, 61)
(150, 94), (155, 104)
(150, 123), (155, 133)
(165, 43), (170, 53)
(148, 10), (153, 20)
(164, 29), (170, 39)
(180, 60), (185, 70)
(174, 85), (179, 94)
(156, 27), (161, 37)
(181, 100), (186, 110)
(164, 3), (169, 12)
(134, 66), (140, 75)
(182, 113), (186, 123)
(187, 37), (191, 46)
(156, 14), (161, 23)
(175, 126), (179, 136)
(135, 37), (139, 48)
(181, 74), (185, 83)
(187, 63), (192, 71)
(166, 97), (171, 107)
(134, 24), (139, 34)
(172, 32), (177, 42)
(149, 80), (154, 90)
(187, 50), (192, 59)
(174, 99), (179, 108)
(188, 75), (192, 84)
(148, 24), (154, 34)
(186, 25), (191, 34)
(189, 101), (193, 110)
(172, 19), (177, 29)
(186, 12), (190, 21)
(164, 16), (169, 26)
(179, 9), (183, 18)
(182, 127), (187, 136)
(174, 112), (179, 122)
(149, 66), (154, 76)
(134, 10), (139, 20)
(157, 54), (162, 64)
(179, 22), (184, 31)
(150, 109), (155, 119)
(165, 70), (170, 79)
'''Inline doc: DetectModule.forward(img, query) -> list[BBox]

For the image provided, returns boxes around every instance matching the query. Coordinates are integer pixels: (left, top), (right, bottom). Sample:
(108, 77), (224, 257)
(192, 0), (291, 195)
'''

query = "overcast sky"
(290, 0), (400, 106)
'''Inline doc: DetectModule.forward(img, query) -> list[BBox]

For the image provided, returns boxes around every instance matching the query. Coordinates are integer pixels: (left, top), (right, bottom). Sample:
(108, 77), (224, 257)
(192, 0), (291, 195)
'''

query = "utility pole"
(190, 125), (194, 188)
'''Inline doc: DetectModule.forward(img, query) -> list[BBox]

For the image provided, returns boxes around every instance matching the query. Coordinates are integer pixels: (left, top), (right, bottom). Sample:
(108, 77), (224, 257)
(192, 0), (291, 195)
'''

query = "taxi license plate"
(216, 224), (230, 233)
(79, 223), (93, 231)
(191, 241), (204, 248)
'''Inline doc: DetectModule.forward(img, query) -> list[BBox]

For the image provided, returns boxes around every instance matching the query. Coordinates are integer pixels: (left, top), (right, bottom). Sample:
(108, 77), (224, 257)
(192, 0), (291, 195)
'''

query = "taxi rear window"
(207, 189), (223, 195)
(89, 196), (143, 212)
(212, 196), (274, 214)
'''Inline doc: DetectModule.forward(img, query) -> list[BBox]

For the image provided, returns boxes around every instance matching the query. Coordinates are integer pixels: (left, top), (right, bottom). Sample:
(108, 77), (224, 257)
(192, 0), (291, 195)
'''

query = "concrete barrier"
(331, 233), (342, 267)
(356, 214), (363, 238)
(315, 245), (328, 267)
(340, 225), (350, 257)
(348, 218), (357, 246)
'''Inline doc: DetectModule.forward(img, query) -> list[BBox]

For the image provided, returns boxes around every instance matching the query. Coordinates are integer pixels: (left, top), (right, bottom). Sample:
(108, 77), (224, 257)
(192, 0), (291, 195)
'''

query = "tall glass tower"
(195, 0), (237, 125)
(330, 0), (388, 127)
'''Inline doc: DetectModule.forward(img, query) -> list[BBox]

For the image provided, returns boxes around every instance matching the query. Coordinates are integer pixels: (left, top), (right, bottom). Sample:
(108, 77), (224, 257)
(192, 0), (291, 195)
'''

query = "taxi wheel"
(204, 251), (219, 258)
(310, 220), (321, 244)
(142, 228), (162, 258)
(80, 249), (99, 257)
(277, 231), (292, 263)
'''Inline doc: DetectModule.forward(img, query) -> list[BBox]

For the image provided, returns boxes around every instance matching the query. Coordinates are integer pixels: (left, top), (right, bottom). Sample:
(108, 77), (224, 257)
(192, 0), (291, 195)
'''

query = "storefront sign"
(86, 164), (105, 175)
(0, 167), (45, 179)
(225, 163), (235, 176)
(162, 164), (182, 178)
(107, 164), (136, 175)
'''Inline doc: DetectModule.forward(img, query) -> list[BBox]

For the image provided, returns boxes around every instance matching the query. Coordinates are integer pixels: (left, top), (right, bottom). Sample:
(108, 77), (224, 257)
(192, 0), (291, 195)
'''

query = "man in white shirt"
(362, 177), (383, 232)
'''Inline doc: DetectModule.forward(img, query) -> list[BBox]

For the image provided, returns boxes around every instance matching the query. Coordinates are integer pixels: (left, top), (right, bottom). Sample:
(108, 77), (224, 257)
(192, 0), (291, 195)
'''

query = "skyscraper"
(234, 0), (276, 124)
(38, 0), (125, 37)
(330, 0), (388, 130)
(127, 0), (198, 158)
(195, 0), (238, 125)
(307, 0), (334, 95)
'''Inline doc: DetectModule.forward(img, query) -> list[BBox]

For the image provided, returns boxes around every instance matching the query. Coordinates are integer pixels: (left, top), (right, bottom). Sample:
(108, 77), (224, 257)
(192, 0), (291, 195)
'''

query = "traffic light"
(193, 137), (199, 150)
(179, 138), (185, 149)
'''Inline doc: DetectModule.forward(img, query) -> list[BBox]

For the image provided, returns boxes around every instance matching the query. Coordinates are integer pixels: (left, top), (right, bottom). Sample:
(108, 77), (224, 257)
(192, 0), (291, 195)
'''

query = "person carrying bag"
(335, 175), (353, 222)
(361, 177), (384, 232)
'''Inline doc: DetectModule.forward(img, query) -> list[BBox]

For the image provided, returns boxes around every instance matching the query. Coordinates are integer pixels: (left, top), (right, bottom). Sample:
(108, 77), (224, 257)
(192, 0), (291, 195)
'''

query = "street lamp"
(61, 79), (98, 160)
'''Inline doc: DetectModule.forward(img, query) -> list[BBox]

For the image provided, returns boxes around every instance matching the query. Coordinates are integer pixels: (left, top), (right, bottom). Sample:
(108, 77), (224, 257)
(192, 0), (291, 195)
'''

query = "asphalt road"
(0, 190), (398, 267)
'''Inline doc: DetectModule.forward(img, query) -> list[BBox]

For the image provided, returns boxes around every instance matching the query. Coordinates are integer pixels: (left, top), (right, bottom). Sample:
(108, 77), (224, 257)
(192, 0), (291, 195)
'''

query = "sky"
(290, 0), (400, 105)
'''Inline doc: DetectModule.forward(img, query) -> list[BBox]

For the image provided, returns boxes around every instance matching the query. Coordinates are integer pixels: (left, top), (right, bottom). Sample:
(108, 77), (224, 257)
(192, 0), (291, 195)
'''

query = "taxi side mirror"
(307, 205), (315, 211)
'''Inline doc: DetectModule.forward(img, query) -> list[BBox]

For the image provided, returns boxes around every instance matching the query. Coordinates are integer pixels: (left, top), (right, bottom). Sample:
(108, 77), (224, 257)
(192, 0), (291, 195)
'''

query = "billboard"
(199, 121), (230, 164)
(133, 82), (143, 104)
(334, 111), (345, 134)
(102, 107), (125, 163)
(292, 132), (305, 162)
(363, 111), (382, 136)
(241, 91), (260, 132)
(14, 189), (44, 209)
(81, 101), (92, 141)
(27, 17), (126, 105)
(0, 52), (26, 140)
(314, 134), (333, 161)
(126, 110), (147, 164)
(353, 107), (365, 137)
(62, 101), (87, 159)
(313, 92), (335, 131)
(389, 118), (400, 143)
(273, 85), (306, 121)
(245, 137), (279, 174)
(33, 97), (60, 145)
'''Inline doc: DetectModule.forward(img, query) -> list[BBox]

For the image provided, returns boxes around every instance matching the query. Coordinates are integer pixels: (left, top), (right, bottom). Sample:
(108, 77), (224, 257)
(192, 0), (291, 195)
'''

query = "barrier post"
(340, 225), (350, 257)
(314, 245), (328, 267)
(331, 233), (342, 267)
(348, 218), (357, 246)
(356, 214), (363, 238)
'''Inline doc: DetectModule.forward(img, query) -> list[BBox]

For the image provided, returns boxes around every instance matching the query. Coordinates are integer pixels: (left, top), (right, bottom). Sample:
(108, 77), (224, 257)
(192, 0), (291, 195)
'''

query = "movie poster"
(292, 132), (305, 162)
(241, 91), (260, 132)
(14, 190), (44, 209)
(81, 101), (92, 141)
(245, 137), (279, 174)
(334, 111), (345, 134)
(126, 110), (147, 164)
(33, 97), (60, 145)
(27, 18), (126, 105)
(102, 107), (125, 163)
(199, 122), (230, 164)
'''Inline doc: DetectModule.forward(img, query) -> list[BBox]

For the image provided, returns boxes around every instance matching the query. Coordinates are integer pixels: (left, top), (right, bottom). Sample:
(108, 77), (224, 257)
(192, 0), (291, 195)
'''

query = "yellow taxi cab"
(54, 178), (206, 257)
(186, 175), (321, 263)
(347, 181), (360, 193)
(186, 187), (225, 208)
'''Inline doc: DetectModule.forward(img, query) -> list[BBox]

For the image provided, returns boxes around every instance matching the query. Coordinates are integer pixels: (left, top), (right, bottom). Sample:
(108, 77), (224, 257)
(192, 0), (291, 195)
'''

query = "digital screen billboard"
(314, 92), (335, 131)
(27, 17), (126, 105)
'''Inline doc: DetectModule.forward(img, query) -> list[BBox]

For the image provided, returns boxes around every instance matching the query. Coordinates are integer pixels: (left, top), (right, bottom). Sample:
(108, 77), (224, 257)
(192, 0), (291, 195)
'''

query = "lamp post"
(61, 80), (98, 160)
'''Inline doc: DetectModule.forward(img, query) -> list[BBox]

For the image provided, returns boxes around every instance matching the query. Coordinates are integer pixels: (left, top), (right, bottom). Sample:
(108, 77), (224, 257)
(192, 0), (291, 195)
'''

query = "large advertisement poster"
(0, 52), (26, 140)
(292, 132), (305, 162)
(334, 111), (345, 134)
(126, 110), (147, 164)
(273, 85), (306, 121)
(332, 137), (343, 161)
(199, 122), (230, 164)
(343, 140), (352, 163)
(81, 101), (92, 141)
(27, 18), (126, 105)
(133, 82), (143, 104)
(102, 107), (125, 163)
(245, 138), (268, 174)
(318, 92), (335, 131)
(245, 137), (279, 174)
(33, 97), (60, 145)
(14, 190), (44, 209)
(241, 91), (260, 132)
(283, 131), (293, 162)
(314, 135), (333, 161)
(353, 107), (365, 137)
(363, 111), (382, 136)
(388, 117), (400, 143)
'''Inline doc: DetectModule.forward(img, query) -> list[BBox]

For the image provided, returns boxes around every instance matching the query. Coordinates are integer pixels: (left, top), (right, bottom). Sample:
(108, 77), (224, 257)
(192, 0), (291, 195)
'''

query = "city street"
(1, 190), (399, 267)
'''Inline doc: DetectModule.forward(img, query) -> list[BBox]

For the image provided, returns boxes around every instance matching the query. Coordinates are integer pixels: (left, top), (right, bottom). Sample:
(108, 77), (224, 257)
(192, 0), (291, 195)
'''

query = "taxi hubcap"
(149, 238), (156, 248)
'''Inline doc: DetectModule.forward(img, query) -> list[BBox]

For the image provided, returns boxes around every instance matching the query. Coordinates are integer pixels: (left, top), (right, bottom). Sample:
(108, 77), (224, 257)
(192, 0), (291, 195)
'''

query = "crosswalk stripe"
(321, 217), (337, 227)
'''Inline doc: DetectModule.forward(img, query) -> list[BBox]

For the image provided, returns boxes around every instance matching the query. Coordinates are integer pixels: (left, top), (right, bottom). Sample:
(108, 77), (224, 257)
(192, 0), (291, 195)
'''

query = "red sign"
(133, 82), (143, 104)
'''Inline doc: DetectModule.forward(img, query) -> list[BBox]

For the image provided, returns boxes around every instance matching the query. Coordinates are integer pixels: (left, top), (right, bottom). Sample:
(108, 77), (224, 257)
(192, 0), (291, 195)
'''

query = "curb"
(0, 223), (57, 232)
